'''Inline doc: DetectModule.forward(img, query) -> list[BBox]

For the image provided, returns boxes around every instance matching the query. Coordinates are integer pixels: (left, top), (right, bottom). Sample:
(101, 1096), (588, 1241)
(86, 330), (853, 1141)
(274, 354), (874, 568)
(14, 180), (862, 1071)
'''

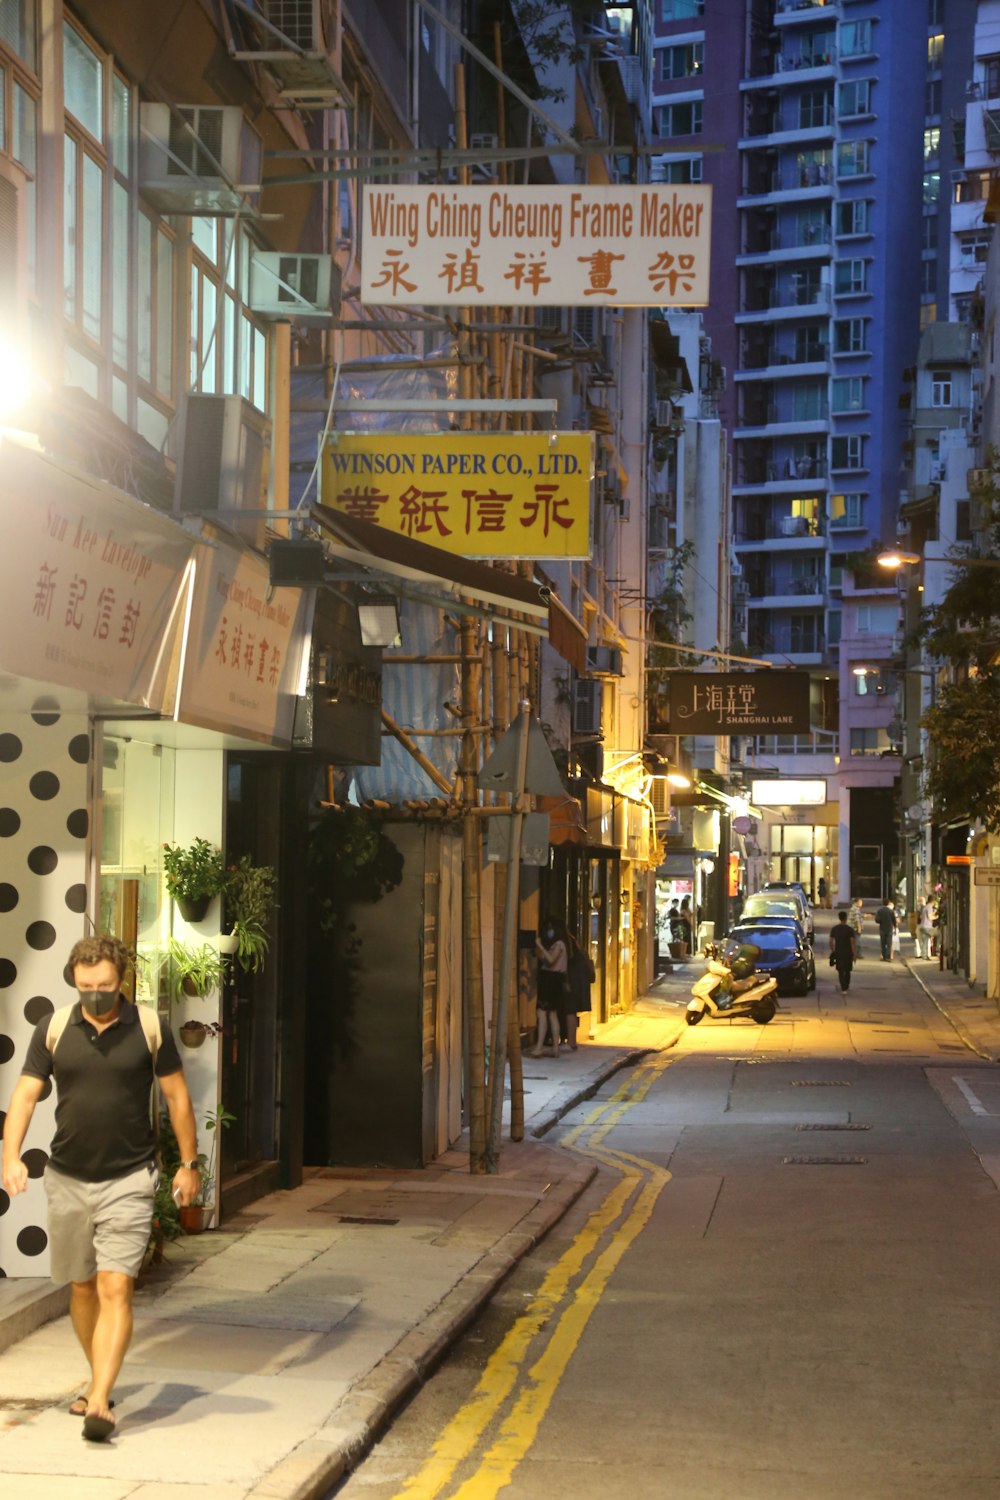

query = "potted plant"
(177, 1018), (223, 1050)
(167, 938), (230, 1000)
(162, 838), (227, 922)
(179, 1103), (236, 1233)
(224, 854), (278, 974)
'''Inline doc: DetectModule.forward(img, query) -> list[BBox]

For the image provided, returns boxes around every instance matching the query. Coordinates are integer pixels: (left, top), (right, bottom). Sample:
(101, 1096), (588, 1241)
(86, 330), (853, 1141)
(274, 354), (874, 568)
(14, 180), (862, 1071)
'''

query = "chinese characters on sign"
(321, 433), (592, 560)
(178, 540), (311, 746)
(0, 438), (195, 708)
(362, 185), (711, 307)
(668, 672), (812, 735)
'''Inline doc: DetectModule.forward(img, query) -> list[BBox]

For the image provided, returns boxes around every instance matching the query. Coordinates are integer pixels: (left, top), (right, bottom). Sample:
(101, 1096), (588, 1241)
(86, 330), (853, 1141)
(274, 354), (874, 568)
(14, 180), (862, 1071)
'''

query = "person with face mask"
(532, 919), (569, 1057)
(1, 935), (199, 1443)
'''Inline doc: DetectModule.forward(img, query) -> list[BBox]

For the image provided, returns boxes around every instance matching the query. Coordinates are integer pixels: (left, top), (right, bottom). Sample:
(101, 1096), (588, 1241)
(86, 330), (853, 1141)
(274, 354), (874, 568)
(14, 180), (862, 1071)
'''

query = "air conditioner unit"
(469, 132), (499, 181)
(968, 467), (991, 491)
(140, 104), (262, 215)
(572, 678), (603, 736)
(587, 645), (624, 677)
(621, 55), (642, 104)
(174, 394), (272, 515)
(574, 306), (598, 346)
(249, 252), (341, 322)
(655, 399), (675, 428)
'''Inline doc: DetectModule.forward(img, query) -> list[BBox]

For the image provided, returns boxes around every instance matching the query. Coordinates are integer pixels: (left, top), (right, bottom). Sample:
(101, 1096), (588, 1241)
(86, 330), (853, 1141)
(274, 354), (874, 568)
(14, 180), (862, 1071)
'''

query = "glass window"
(834, 318), (866, 354)
(81, 152), (103, 341)
(830, 492), (864, 528)
(793, 383), (826, 420)
(923, 127), (940, 163)
(156, 229), (173, 396)
(850, 727), (892, 756)
(63, 134), (77, 319)
(795, 148), (831, 188)
(138, 213), (152, 384)
(0, 0), (36, 70)
(923, 170), (940, 207)
(831, 435), (865, 471)
(661, 0), (703, 18)
(986, 57), (1000, 99)
(795, 207), (827, 247)
(64, 22), (103, 140)
(840, 21), (872, 58)
(835, 199), (869, 237)
(925, 78), (941, 117)
(112, 74), (130, 178)
(838, 81), (871, 118)
(12, 81), (36, 285)
(834, 259), (868, 295)
(659, 156), (702, 184)
(192, 216), (217, 262)
(837, 140), (870, 178)
(800, 90), (832, 129)
(112, 179), (129, 368)
(927, 34), (944, 70)
(931, 372), (952, 407)
(661, 41), (703, 80)
(921, 257), (937, 297)
(827, 609), (841, 645)
(658, 99), (702, 137)
(832, 377), (865, 412)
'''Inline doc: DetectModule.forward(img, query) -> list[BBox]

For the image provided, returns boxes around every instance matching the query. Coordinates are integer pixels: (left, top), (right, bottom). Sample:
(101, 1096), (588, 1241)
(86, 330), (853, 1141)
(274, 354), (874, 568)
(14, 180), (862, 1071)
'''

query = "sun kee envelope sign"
(361, 184), (711, 307)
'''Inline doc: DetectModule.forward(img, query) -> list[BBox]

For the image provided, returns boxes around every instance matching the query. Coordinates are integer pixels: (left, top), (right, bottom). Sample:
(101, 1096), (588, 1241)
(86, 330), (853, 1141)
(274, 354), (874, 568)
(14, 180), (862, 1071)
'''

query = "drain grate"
(938, 1045), (965, 1052)
(873, 1028), (909, 1034)
(796, 1123), (870, 1132)
(337, 1215), (400, 1226)
(783, 1155), (867, 1165)
(791, 1080), (852, 1087)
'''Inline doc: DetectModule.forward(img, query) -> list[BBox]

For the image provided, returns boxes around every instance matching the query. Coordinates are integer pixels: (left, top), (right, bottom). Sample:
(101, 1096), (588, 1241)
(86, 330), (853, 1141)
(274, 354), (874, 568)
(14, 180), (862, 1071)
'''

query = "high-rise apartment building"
(653, 1), (934, 901)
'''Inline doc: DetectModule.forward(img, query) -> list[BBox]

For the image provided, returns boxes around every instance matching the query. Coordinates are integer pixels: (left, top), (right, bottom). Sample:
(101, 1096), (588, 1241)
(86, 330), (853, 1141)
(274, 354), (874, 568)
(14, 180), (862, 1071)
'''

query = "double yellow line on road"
(398, 1050), (677, 1499)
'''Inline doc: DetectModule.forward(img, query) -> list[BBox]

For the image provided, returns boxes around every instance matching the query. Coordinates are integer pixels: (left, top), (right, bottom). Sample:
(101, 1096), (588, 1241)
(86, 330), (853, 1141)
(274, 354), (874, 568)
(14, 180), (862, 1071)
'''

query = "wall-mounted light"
(357, 595), (401, 648)
(666, 771), (691, 788)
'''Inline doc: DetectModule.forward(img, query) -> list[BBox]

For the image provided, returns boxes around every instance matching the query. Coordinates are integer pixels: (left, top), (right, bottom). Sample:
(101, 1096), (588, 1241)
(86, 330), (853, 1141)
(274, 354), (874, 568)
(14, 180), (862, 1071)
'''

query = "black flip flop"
(82, 1412), (116, 1442)
(69, 1397), (115, 1417)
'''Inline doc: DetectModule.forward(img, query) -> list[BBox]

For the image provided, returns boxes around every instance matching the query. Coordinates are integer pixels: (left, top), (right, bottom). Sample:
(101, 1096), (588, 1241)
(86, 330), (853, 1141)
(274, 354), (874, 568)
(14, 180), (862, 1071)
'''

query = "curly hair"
(67, 935), (132, 979)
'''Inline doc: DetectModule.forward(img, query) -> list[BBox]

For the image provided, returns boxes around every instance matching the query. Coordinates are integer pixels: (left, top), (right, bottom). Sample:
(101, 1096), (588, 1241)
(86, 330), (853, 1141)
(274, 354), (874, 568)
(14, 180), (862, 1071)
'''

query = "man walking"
(2, 935), (200, 1443)
(829, 910), (857, 992)
(875, 898), (897, 962)
(847, 897), (864, 958)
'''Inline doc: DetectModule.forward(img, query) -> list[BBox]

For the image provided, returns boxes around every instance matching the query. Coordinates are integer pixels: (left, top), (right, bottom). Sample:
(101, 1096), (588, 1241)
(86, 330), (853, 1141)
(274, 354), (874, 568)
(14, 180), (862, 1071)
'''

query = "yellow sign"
(321, 432), (593, 559)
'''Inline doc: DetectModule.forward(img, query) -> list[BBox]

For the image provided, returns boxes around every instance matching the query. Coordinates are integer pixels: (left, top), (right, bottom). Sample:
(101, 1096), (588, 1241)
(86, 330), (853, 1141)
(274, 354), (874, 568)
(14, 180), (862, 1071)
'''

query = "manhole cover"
(791, 1080), (852, 1087)
(796, 1123), (871, 1131)
(783, 1156), (867, 1165)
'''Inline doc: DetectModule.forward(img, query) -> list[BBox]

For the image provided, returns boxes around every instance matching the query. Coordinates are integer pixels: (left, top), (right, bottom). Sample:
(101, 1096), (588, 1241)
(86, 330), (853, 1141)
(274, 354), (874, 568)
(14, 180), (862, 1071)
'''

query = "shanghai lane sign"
(668, 671), (812, 735)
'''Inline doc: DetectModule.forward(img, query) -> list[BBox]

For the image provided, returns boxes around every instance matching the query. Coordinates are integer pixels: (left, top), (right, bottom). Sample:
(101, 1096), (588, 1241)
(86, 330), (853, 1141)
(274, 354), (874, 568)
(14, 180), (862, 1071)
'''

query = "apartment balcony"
(734, 413), (829, 439)
(735, 517), (827, 545)
(748, 586), (826, 608)
(775, 0), (840, 25)
(741, 57), (836, 91)
(738, 238), (832, 267)
(735, 357), (829, 381)
(736, 286), (831, 323)
(739, 119), (836, 152)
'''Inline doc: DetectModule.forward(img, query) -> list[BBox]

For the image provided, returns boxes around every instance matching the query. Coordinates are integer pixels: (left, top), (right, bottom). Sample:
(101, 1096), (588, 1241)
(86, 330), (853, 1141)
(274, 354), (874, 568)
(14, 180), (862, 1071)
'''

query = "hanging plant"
(166, 938), (231, 999)
(162, 839), (227, 920)
(224, 855), (278, 974)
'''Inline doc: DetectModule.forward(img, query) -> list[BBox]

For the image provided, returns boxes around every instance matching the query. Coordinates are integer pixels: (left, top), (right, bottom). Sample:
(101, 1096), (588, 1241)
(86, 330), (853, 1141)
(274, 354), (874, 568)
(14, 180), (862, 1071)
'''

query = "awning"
(547, 592), (588, 672)
(537, 793), (587, 845)
(311, 504), (550, 623)
(650, 320), (694, 391)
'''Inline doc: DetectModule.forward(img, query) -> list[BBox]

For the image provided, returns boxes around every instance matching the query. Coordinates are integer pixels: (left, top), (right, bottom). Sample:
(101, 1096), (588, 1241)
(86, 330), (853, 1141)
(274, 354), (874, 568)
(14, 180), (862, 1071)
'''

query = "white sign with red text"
(362, 184), (711, 307)
(178, 536), (311, 746)
(0, 437), (195, 709)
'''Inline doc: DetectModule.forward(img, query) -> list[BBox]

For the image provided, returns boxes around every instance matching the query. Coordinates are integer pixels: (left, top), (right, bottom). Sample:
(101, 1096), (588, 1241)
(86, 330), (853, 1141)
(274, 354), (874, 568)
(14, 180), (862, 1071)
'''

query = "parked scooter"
(686, 948), (779, 1026)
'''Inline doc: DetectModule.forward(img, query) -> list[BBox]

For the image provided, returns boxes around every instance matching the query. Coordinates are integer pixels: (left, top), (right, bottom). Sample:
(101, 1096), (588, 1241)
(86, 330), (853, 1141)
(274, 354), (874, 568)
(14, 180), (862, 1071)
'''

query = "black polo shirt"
(22, 1000), (183, 1182)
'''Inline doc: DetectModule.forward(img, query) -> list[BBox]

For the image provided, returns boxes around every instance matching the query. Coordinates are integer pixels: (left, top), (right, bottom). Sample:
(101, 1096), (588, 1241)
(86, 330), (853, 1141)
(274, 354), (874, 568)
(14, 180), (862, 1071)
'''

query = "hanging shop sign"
(322, 432), (592, 559)
(178, 534), (312, 746)
(0, 436), (195, 709)
(668, 671), (811, 735)
(750, 780), (826, 807)
(361, 184), (711, 307)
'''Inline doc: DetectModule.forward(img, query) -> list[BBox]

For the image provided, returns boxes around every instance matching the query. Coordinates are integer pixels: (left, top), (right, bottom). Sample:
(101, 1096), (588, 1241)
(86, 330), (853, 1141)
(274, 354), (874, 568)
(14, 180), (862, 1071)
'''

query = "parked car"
(745, 886), (814, 942)
(723, 920), (816, 996)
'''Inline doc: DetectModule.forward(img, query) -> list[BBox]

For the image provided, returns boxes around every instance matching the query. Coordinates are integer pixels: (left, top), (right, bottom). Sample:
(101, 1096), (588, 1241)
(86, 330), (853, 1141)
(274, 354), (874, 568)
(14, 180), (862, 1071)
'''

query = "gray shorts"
(43, 1161), (158, 1284)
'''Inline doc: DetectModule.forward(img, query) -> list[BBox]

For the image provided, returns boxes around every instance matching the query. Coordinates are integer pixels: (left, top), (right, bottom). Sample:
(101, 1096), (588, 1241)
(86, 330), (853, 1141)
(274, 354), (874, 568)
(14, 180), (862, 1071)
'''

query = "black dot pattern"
(0, 717), (90, 1274)
(26, 922), (56, 951)
(29, 771), (60, 801)
(0, 1189), (8, 1217)
(64, 883), (87, 914)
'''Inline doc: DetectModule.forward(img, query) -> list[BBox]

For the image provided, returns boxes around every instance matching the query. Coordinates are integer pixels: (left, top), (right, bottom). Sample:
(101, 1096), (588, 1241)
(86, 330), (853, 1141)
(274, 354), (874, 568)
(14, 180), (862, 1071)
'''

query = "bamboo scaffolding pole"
(380, 711), (453, 797)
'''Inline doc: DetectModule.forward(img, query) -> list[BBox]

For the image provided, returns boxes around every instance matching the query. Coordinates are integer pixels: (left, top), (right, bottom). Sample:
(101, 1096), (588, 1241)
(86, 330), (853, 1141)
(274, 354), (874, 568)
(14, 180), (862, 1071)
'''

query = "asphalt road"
(331, 941), (1000, 1500)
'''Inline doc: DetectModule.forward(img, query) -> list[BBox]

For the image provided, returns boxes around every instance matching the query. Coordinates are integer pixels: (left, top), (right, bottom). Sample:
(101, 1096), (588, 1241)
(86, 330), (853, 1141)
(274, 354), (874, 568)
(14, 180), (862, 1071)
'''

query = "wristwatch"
(180, 1159), (200, 1170)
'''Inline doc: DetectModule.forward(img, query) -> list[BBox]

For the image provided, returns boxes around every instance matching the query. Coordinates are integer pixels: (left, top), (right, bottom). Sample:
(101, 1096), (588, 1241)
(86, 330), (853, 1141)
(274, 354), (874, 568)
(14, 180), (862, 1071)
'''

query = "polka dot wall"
(0, 710), (90, 1278)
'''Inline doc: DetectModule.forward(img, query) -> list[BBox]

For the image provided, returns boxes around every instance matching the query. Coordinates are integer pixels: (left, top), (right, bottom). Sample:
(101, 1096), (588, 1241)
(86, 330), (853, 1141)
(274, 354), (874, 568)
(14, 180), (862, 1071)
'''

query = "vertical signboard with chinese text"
(362, 185), (711, 306)
(321, 432), (592, 559)
(178, 536), (312, 746)
(0, 438), (196, 709)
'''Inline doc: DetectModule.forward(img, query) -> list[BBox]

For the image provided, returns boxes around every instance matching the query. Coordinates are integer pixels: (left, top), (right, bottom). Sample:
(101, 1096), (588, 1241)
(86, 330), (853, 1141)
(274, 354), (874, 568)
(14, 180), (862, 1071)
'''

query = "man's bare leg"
(69, 1278), (100, 1406)
(85, 1271), (135, 1424)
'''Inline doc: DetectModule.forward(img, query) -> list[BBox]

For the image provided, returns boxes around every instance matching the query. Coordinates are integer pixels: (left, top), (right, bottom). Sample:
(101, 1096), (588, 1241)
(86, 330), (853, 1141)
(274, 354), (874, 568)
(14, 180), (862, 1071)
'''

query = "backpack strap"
(46, 1000), (161, 1063)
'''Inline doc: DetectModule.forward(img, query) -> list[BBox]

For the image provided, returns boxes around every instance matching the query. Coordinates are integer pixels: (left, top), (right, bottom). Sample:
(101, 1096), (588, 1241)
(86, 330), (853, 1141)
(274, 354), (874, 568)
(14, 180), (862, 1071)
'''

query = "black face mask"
(78, 988), (119, 1017)
(545, 928), (555, 941)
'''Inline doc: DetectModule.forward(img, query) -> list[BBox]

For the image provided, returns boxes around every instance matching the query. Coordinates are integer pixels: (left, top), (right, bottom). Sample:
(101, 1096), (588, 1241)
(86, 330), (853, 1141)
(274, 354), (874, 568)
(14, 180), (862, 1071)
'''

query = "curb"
(245, 1156), (598, 1500)
(528, 1046), (660, 1139)
(902, 959), (1000, 1064)
(0, 1284), (69, 1358)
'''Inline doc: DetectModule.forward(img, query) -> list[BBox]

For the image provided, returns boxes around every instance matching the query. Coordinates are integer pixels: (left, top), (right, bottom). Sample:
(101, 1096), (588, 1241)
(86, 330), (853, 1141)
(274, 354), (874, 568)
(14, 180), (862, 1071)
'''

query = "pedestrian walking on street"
(565, 932), (596, 1049)
(533, 919), (569, 1056)
(875, 898), (897, 962)
(829, 910), (857, 992)
(847, 896), (864, 957)
(818, 876), (828, 908)
(917, 896), (935, 959)
(1, 935), (200, 1444)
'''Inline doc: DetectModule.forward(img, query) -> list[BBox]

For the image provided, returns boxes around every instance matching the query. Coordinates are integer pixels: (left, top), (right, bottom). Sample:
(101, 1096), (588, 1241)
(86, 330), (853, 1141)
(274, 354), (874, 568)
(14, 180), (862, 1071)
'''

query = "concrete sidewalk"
(0, 1008), (684, 1500)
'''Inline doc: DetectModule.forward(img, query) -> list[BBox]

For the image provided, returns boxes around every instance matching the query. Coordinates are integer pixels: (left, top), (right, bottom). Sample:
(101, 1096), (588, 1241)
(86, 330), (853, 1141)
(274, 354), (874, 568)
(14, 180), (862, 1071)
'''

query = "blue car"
(724, 920), (816, 996)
